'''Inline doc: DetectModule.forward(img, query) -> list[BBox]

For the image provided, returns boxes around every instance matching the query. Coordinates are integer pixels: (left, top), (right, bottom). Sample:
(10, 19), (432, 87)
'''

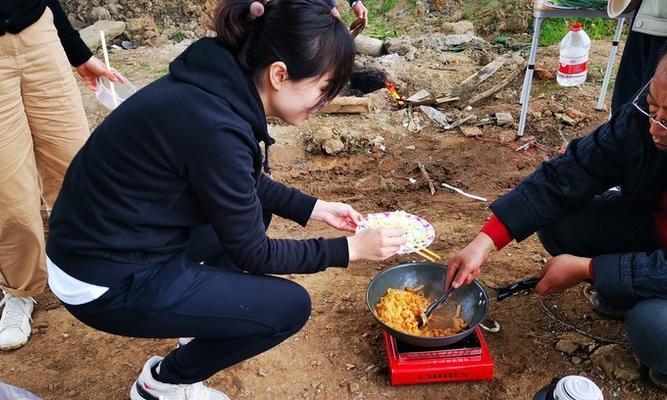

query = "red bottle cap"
(571, 22), (583, 31)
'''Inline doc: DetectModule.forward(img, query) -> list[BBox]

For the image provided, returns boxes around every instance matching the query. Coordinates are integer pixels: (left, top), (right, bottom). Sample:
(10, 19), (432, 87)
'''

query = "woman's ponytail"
(213, 0), (258, 51)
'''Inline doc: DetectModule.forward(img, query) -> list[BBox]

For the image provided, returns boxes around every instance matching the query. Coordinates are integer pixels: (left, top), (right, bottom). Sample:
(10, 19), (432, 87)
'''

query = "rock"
(460, 126), (482, 137)
(572, 356), (583, 364)
(441, 21), (475, 35)
(556, 338), (580, 355)
(385, 37), (415, 58)
(257, 368), (268, 377)
(556, 113), (577, 126)
(80, 20), (126, 51)
(495, 112), (514, 127)
(322, 137), (345, 155)
(355, 35), (385, 57)
(121, 40), (136, 50)
(126, 16), (160, 46)
(405, 145), (416, 150)
(591, 344), (640, 382)
(548, 104), (565, 114)
(566, 107), (587, 122)
(535, 67), (554, 81)
(345, 363), (357, 370)
(90, 6), (111, 21)
(498, 130), (516, 143)
(544, 110), (554, 117)
(348, 382), (360, 393)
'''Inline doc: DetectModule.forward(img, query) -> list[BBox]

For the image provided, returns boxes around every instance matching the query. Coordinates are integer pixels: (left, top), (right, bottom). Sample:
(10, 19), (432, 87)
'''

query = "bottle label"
(558, 56), (588, 75)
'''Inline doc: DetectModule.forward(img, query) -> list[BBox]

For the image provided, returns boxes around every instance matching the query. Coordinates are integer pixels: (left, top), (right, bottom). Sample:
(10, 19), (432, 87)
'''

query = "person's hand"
(446, 232), (496, 289)
(310, 200), (364, 232)
(534, 254), (591, 294)
(351, 1), (368, 20)
(75, 57), (122, 91)
(347, 228), (406, 261)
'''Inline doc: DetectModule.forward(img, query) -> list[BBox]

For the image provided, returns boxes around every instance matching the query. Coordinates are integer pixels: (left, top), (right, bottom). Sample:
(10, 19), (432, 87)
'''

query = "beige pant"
(0, 8), (88, 297)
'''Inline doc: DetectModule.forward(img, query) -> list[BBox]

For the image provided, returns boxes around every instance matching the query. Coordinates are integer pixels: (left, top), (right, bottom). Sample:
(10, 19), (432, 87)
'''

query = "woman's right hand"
(446, 232), (495, 289)
(347, 228), (406, 261)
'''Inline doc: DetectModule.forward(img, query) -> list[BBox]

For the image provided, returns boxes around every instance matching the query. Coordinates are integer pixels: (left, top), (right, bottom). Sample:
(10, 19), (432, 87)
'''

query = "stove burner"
(382, 327), (494, 385)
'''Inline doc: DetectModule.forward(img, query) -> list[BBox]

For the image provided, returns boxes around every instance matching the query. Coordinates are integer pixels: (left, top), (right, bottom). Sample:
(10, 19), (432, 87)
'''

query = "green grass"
(340, 0), (409, 40)
(539, 18), (618, 46)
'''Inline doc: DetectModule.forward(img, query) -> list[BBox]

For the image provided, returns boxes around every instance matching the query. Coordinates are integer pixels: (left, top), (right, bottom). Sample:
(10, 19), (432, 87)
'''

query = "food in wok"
(374, 287), (468, 338)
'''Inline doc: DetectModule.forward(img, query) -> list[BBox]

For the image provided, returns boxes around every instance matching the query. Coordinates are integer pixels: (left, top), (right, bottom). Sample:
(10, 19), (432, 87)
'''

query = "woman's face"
(260, 62), (332, 125)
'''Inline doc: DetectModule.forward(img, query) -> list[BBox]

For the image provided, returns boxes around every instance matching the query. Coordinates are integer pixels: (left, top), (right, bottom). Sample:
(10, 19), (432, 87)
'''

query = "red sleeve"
(588, 259), (594, 280)
(480, 214), (513, 250)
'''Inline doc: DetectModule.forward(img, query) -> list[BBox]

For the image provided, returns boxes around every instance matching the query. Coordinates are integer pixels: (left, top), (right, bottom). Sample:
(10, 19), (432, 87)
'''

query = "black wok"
(366, 262), (539, 347)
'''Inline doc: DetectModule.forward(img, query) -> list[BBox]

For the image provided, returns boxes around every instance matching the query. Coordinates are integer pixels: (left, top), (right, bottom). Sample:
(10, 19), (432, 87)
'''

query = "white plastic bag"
(0, 381), (42, 400)
(95, 74), (136, 111)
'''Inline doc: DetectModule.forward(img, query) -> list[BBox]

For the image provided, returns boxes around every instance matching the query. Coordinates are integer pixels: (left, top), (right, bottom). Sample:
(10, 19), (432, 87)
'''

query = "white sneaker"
(0, 292), (35, 350)
(178, 337), (194, 347)
(130, 356), (231, 400)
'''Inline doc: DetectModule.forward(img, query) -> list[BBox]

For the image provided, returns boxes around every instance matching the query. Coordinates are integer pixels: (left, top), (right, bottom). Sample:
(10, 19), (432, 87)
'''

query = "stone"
(385, 37), (415, 57)
(90, 6), (111, 21)
(355, 35), (385, 57)
(572, 356), (582, 364)
(460, 126), (482, 137)
(258, 368), (268, 377)
(591, 344), (640, 382)
(126, 16), (160, 46)
(441, 21), (475, 35)
(498, 130), (516, 143)
(322, 138), (345, 155)
(495, 112), (514, 127)
(556, 113), (577, 126)
(556, 338), (580, 355)
(566, 107), (587, 122)
(535, 67), (554, 81)
(79, 21), (126, 51)
(348, 382), (360, 393)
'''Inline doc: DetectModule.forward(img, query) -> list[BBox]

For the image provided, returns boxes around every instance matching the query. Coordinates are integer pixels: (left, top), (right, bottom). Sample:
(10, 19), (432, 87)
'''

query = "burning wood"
(385, 80), (405, 105)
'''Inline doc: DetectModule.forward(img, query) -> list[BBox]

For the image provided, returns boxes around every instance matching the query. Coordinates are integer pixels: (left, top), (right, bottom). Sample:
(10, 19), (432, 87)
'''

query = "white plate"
(356, 211), (436, 254)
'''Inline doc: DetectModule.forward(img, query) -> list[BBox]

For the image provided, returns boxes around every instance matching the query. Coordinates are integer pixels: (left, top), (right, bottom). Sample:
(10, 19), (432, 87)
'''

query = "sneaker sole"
(0, 337), (29, 351)
(129, 381), (154, 400)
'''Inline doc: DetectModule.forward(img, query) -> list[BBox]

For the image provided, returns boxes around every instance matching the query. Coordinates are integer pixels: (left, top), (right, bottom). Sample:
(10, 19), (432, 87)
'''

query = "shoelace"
(0, 294), (35, 333)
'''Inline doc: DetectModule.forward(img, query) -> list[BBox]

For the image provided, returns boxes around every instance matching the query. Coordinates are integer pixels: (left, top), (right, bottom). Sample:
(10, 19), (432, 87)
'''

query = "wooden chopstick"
(421, 248), (442, 260)
(416, 250), (436, 262)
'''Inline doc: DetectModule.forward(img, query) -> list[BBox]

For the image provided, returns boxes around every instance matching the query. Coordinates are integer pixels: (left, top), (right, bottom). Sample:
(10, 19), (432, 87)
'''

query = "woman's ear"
(267, 61), (289, 91)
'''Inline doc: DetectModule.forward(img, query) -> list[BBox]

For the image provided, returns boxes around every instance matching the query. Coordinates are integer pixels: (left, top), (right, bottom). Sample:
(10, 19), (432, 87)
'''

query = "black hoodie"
(47, 38), (349, 287)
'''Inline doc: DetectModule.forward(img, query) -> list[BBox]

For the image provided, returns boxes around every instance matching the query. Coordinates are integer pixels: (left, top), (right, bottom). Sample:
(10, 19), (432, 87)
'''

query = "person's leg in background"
(626, 298), (667, 392)
(64, 256), (311, 400)
(20, 7), (89, 209)
(0, 8), (89, 350)
(0, 30), (45, 350)
(611, 29), (667, 114)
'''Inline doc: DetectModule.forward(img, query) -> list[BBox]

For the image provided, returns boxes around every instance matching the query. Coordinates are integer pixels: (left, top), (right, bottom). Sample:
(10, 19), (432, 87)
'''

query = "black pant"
(611, 28), (667, 114)
(64, 225), (311, 384)
(538, 191), (661, 257)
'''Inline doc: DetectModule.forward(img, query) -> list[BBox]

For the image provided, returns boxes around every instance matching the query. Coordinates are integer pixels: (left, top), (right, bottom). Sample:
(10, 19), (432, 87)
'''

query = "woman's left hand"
(534, 254), (592, 294)
(75, 57), (122, 91)
(310, 200), (364, 232)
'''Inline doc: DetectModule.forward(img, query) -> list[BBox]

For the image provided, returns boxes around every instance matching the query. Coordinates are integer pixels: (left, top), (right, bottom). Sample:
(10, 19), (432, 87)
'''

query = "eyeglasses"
(632, 79), (667, 131)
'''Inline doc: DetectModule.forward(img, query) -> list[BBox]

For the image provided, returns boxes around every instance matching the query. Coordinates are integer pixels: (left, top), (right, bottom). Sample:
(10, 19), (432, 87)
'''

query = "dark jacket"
(491, 103), (667, 305)
(47, 38), (348, 287)
(0, 0), (92, 66)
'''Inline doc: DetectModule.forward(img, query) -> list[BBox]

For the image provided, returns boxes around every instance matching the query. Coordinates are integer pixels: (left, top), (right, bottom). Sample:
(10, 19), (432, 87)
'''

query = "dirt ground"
(0, 33), (664, 400)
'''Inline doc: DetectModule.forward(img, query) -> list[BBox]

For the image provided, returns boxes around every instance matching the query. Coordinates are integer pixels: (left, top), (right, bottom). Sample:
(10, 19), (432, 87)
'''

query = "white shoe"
(130, 356), (231, 400)
(178, 337), (194, 347)
(0, 292), (35, 350)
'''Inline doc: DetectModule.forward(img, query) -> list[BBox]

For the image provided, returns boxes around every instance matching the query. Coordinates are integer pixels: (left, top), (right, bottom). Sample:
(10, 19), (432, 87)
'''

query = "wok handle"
(495, 277), (540, 301)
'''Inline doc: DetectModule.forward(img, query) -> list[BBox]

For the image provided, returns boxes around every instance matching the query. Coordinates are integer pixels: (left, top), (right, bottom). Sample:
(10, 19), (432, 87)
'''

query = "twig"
(539, 298), (628, 346)
(417, 162), (436, 195)
(440, 182), (487, 202)
(468, 63), (523, 105)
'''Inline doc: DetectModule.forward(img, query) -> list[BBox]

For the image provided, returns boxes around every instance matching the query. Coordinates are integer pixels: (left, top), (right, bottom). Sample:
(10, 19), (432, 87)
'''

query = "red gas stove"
(382, 327), (494, 385)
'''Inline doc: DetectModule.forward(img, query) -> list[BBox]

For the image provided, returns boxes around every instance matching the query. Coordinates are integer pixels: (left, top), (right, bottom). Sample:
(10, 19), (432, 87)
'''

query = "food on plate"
(356, 211), (435, 254)
(375, 287), (468, 337)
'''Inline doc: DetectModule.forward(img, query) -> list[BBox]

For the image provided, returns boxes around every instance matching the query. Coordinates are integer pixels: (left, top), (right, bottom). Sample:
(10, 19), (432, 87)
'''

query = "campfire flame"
(384, 80), (402, 101)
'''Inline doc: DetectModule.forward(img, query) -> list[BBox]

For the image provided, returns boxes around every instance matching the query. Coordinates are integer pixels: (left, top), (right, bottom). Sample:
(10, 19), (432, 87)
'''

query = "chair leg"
(518, 16), (543, 137)
(596, 17), (625, 111)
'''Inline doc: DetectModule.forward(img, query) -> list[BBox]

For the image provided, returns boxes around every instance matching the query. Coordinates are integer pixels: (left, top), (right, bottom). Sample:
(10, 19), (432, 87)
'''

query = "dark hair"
(213, 0), (356, 109)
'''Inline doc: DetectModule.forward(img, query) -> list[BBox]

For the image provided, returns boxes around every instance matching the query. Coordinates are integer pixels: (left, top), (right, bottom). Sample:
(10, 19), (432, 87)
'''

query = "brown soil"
(0, 36), (663, 400)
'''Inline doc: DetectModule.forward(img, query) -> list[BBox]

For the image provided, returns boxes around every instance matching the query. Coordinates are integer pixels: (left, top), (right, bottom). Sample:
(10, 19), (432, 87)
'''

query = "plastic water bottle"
(533, 375), (603, 400)
(557, 22), (591, 87)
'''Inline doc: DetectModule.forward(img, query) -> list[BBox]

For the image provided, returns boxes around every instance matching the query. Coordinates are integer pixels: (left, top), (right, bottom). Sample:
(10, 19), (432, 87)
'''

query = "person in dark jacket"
(0, 0), (117, 351)
(447, 46), (667, 391)
(46, 0), (405, 398)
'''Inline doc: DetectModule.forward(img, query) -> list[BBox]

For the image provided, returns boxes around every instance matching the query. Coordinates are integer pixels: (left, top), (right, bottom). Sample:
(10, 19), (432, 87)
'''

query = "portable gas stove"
(382, 327), (494, 385)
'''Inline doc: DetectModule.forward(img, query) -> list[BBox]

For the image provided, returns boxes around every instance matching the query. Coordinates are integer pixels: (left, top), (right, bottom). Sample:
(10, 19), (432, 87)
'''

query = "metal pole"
(518, 15), (543, 137)
(596, 17), (625, 110)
